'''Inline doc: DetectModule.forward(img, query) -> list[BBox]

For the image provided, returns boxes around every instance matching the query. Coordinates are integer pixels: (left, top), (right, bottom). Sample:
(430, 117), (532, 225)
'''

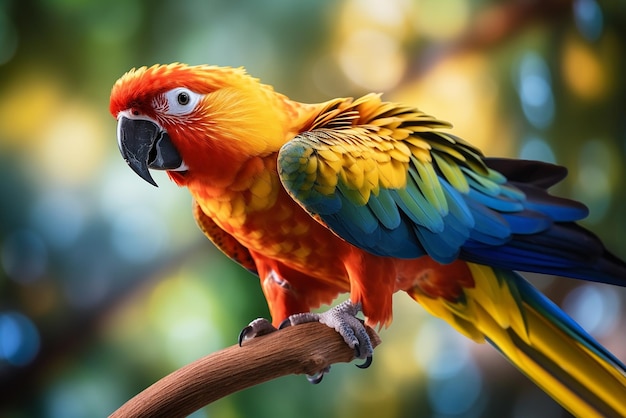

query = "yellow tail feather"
(408, 263), (626, 417)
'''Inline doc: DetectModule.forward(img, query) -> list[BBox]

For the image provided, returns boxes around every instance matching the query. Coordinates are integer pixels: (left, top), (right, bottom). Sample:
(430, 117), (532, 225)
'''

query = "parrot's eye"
(177, 92), (190, 105)
(162, 88), (201, 116)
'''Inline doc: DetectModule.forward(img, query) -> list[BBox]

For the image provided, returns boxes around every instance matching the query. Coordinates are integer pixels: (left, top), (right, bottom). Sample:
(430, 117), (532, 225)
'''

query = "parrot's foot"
(238, 317), (277, 345)
(238, 300), (373, 384)
(280, 300), (373, 371)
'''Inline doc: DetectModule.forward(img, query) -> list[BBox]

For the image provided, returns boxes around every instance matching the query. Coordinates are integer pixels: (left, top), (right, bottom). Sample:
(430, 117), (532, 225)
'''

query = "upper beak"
(116, 116), (184, 187)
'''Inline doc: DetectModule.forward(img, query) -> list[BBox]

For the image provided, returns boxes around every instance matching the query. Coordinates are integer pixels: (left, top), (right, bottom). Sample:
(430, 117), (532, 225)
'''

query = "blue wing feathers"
(500, 210), (553, 234)
(324, 209), (425, 259)
(512, 184), (588, 222)
(467, 188), (525, 212)
(279, 130), (626, 285)
(301, 192), (342, 215)
(439, 181), (474, 228)
(464, 198), (511, 240)
(414, 217), (465, 263)
(336, 191), (379, 235)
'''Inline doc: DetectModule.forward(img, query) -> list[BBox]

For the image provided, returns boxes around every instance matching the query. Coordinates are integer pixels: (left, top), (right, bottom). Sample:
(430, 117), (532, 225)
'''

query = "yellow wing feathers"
(288, 93), (486, 208)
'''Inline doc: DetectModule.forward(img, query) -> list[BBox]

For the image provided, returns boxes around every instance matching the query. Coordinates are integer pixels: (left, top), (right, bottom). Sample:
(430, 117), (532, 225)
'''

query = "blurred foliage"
(0, 0), (625, 417)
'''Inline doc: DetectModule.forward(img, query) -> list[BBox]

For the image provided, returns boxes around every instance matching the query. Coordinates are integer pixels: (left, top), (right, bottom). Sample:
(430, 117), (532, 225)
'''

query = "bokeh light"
(515, 52), (555, 130)
(147, 273), (223, 366)
(36, 101), (107, 186)
(0, 311), (40, 366)
(30, 190), (87, 250)
(109, 207), (168, 264)
(427, 361), (484, 416)
(574, 0), (603, 42)
(44, 369), (126, 418)
(519, 135), (556, 163)
(561, 33), (613, 101)
(414, 318), (486, 415)
(339, 28), (406, 91)
(413, 0), (470, 41)
(414, 318), (473, 380)
(563, 283), (621, 338)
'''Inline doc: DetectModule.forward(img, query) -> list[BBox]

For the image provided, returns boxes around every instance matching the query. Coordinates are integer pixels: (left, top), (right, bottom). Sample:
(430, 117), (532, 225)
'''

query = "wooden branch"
(397, 0), (573, 86)
(109, 322), (381, 418)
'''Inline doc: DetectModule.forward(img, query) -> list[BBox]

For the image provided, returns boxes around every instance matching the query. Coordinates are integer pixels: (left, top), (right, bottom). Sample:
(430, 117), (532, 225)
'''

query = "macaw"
(110, 63), (626, 417)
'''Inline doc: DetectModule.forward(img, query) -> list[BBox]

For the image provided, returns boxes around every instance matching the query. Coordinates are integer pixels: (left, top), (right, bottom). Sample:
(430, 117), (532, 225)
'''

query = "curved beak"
(116, 116), (184, 187)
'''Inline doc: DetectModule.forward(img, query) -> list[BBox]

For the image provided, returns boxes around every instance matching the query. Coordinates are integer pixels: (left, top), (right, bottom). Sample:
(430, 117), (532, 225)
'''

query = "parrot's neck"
(180, 95), (340, 259)
(173, 86), (340, 251)
(172, 87), (330, 203)
(184, 154), (282, 225)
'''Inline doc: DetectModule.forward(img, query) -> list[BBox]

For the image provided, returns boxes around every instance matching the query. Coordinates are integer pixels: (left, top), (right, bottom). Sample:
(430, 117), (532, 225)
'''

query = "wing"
(278, 93), (537, 262)
(278, 94), (625, 284)
(193, 200), (257, 273)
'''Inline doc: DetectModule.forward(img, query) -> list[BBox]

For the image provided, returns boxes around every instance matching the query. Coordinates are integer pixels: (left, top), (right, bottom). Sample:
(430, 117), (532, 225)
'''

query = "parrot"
(110, 63), (626, 417)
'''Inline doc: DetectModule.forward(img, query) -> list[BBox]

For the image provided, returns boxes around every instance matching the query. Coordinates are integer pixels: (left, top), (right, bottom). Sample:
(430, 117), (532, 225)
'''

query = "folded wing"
(278, 94), (626, 284)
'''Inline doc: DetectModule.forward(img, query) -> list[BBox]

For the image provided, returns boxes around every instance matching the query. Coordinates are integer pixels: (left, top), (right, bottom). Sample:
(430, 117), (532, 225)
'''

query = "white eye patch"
(162, 88), (202, 116)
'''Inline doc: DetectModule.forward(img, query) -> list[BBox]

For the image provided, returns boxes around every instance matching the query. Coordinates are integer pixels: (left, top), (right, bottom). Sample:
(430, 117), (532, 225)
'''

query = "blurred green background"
(1, 0), (625, 417)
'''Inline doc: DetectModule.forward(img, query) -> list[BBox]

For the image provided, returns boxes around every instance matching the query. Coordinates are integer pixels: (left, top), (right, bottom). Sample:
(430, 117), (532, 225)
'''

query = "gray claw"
(306, 366), (330, 384)
(282, 300), (376, 369)
(238, 325), (253, 346)
(278, 318), (292, 329)
(243, 301), (376, 385)
(237, 318), (277, 345)
(356, 355), (373, 369)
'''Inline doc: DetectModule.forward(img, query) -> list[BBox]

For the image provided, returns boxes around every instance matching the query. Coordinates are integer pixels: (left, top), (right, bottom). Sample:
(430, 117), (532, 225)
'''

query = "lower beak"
(117, 116), (184, 187)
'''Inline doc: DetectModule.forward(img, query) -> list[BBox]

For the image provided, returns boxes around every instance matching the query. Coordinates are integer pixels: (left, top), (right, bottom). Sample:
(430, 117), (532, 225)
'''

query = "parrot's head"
(109, 63), (289, 187)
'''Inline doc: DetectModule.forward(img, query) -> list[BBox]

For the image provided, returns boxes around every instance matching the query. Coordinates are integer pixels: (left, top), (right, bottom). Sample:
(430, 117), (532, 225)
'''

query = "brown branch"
(398, 0), (573, 86)
(108, 322), (381, 418)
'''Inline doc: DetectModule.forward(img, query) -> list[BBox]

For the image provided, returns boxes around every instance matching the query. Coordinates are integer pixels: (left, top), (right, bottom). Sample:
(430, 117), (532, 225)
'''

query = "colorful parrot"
(110, 63), (626, 417)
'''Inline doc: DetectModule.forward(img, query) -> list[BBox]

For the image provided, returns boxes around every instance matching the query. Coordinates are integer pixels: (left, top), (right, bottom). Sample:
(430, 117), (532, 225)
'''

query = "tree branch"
(397, 0), (573, 86)
(108, 322), (381, 418)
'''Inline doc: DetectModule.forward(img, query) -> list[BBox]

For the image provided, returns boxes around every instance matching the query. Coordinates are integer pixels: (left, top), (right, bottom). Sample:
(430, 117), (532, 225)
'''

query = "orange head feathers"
(109, 63), (297, 187)
(109, 63), (252, 118)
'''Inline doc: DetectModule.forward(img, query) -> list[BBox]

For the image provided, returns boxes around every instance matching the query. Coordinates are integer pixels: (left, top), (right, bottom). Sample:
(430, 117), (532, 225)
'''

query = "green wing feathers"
(278, 93), (514, 261)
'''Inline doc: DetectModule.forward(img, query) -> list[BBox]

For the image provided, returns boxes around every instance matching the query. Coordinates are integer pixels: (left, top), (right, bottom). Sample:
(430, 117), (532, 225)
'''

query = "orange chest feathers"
(188, 157), (350, 274)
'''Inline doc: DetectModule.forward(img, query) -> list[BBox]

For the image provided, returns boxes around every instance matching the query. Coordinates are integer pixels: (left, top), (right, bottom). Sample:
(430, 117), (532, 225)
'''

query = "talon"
(282, 300), (376, 370)
(306, 366), (330, 384)
(356, 355), (373, 369)
(238, 326), (253, 346)
(307, 372), (324, 384)
(238, 318), (277, 345)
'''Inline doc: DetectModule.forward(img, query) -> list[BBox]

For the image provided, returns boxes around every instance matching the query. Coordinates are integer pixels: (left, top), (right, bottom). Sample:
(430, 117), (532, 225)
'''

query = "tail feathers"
(407, 263), (626, 418)
(489, 274), (626, 418)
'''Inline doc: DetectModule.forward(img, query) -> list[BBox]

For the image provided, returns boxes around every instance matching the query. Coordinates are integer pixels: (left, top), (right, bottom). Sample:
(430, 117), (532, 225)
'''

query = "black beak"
(117, 116), (184, 187)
